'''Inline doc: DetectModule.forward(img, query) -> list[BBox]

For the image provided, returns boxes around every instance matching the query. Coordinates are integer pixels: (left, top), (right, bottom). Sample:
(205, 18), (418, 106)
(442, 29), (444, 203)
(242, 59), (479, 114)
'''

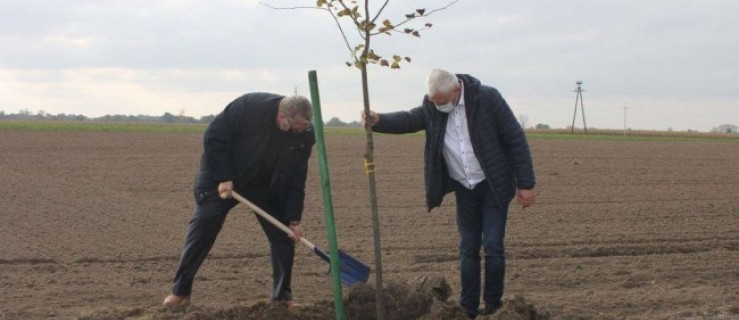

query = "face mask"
(435, 101), (455, 113)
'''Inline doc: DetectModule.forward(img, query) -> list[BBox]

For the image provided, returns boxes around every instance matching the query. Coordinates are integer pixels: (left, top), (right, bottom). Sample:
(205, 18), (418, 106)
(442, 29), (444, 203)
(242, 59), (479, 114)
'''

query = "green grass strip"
(1, 121), (737, 143)
(526, 132), (739, 143)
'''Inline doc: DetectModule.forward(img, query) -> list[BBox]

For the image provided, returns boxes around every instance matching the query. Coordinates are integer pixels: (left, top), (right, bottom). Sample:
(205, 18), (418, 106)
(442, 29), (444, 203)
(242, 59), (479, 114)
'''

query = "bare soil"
(0, 131), (736, 319)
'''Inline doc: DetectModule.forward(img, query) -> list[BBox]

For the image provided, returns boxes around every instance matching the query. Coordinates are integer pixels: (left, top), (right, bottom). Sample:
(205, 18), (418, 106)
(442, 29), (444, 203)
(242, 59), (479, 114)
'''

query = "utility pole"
(571, 81), (588, 134)
(623, 102), (628, 136)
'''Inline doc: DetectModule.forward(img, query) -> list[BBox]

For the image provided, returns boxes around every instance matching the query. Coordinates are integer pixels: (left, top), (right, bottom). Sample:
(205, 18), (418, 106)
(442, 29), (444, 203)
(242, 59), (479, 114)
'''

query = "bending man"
(163, 93), (315, 308)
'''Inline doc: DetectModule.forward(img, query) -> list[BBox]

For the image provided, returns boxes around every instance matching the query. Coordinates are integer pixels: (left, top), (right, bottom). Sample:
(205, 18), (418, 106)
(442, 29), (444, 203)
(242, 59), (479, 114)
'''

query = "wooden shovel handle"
(230, 191), (315, 250)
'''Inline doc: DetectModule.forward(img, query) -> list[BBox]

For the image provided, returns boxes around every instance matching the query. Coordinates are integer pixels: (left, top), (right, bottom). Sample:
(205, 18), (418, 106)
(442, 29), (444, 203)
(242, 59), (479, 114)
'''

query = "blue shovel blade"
(314, 247), (371, 286)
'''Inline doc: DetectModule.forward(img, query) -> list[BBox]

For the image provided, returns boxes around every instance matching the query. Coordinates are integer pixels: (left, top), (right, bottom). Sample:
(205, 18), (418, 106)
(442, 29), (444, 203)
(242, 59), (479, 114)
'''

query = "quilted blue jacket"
(373, 74), (535, 211)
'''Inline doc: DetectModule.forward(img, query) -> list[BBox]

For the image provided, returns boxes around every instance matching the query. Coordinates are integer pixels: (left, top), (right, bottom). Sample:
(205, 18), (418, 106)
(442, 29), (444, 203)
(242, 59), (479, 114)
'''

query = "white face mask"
(434, 100), (455, 113)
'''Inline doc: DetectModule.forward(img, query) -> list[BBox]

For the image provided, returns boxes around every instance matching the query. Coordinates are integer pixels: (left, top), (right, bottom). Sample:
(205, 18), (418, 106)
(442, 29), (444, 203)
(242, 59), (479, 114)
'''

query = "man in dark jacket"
(163, 93), (315, 308)
(364, 69), (536, 318)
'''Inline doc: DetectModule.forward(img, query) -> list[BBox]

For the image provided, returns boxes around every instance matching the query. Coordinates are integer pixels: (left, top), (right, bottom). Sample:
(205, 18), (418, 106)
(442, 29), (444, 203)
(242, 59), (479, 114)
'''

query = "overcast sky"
(1, 0), (737, 131)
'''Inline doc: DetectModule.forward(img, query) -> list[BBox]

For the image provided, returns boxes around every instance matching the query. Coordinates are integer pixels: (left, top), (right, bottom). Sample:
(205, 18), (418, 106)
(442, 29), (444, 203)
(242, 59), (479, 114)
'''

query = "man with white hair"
(364, 69), (536, 318)
(163, 93), (315, 308)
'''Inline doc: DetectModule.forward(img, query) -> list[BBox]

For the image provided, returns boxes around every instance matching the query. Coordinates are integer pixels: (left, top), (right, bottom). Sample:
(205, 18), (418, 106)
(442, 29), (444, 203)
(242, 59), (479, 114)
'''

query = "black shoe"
(479, 305), (499, 316)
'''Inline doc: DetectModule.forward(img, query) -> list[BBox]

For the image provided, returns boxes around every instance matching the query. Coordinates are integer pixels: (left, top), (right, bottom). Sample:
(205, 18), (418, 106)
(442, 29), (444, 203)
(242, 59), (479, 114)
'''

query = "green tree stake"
(308, 70), (346, 320)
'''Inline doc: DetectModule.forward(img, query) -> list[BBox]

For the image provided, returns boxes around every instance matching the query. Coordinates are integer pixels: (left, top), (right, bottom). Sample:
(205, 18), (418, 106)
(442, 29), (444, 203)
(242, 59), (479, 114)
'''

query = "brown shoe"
(163, 294), (190, 307)
(286, 301), (304, 310)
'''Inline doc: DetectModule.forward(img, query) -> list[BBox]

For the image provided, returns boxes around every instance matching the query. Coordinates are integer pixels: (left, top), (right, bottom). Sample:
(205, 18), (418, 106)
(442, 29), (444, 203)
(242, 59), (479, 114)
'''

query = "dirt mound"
(410, 273), (453, 302)
(182, 302), (335, 320)
(345, 274), (468, 320)
(345, 281), (433, 320)
(76, 276), (549, 320)
(480, 295), (550, 320)
(77, 302), (335, 320)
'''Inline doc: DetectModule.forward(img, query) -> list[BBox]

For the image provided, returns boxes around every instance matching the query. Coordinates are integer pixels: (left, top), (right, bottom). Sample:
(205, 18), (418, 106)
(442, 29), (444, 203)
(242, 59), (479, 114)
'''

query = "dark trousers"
(453, 180), (509, 317)
(170, 189), (296, 301)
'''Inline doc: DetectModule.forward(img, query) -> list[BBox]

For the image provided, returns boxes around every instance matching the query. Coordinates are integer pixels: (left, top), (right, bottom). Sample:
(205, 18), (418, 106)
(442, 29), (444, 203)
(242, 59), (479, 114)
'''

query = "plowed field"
(0, 131), (736, 319)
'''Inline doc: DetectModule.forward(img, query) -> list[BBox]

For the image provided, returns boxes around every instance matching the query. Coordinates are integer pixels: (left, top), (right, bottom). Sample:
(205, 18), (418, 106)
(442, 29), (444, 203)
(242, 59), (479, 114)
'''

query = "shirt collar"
(457, 81), (465, 107)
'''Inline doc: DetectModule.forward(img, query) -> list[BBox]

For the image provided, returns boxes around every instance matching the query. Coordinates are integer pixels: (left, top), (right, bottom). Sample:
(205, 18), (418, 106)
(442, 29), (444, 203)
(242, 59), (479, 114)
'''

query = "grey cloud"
(1, 0), (738, 130)
(0, 0), (343, 69)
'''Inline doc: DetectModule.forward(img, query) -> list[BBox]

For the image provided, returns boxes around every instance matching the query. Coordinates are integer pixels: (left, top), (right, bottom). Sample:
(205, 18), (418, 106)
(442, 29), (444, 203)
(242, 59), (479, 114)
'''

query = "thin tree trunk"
(361, 41), (385, 320)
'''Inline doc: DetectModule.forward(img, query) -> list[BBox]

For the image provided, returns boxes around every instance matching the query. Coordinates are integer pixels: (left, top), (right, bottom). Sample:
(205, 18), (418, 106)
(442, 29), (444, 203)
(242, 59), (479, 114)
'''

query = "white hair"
(279, 95), (312, 121)
(426, 68), (459, 96)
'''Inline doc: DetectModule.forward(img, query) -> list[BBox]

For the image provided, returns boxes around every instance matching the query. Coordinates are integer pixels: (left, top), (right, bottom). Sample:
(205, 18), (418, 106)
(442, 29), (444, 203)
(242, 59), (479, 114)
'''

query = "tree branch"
(326, 5), (361, 61)
(423, 0), (461, 17)
(371, 0), (391, 24)
(389, 25), (431, 36)
(370, 0), (460, 36)
(260, 2), (325, 11)
(261, 1), (357, 62)
(262, 0), (460, 65)
(335, 0), (365, 39)
(365, 0), (371, 50)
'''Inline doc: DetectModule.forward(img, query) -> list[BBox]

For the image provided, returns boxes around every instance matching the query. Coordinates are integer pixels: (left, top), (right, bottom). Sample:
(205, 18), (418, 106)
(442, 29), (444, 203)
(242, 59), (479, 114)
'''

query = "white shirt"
(442, 82), (486, 190)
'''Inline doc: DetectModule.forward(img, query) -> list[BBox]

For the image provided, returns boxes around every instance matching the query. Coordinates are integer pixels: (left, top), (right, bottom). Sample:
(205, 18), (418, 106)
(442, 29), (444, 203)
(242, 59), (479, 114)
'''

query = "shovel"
(230, 191), (370, 286)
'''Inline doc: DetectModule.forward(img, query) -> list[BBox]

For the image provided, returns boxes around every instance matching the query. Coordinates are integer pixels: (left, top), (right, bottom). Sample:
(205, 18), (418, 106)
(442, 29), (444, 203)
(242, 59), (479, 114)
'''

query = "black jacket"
(374, 74), (535, 211)
(195, 92), (315, 221)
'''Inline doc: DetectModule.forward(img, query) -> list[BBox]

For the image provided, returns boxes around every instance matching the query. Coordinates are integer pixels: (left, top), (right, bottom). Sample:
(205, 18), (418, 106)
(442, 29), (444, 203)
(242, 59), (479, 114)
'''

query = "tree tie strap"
(364, 159), (375, 176)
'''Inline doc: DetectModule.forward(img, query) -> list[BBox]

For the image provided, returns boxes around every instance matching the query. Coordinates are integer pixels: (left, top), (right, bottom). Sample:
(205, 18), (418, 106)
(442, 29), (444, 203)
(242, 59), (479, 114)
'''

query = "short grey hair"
(426, 68), (459, 96)
(278, 95), (312, 121)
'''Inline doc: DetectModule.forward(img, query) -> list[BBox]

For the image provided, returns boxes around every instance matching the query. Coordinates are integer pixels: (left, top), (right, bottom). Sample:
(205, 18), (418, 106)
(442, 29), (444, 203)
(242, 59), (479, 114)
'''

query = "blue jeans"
(453, 180), (509, 317)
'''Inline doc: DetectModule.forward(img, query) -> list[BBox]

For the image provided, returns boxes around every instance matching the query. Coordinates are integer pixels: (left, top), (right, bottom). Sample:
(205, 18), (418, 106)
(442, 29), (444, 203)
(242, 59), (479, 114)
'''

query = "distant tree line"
(12, 109), (731, 133)
(325, 117), (361, 128)
(0, 109), (366, 127)
(0, 109), (216, 124)
(711, 124), (738, 134)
